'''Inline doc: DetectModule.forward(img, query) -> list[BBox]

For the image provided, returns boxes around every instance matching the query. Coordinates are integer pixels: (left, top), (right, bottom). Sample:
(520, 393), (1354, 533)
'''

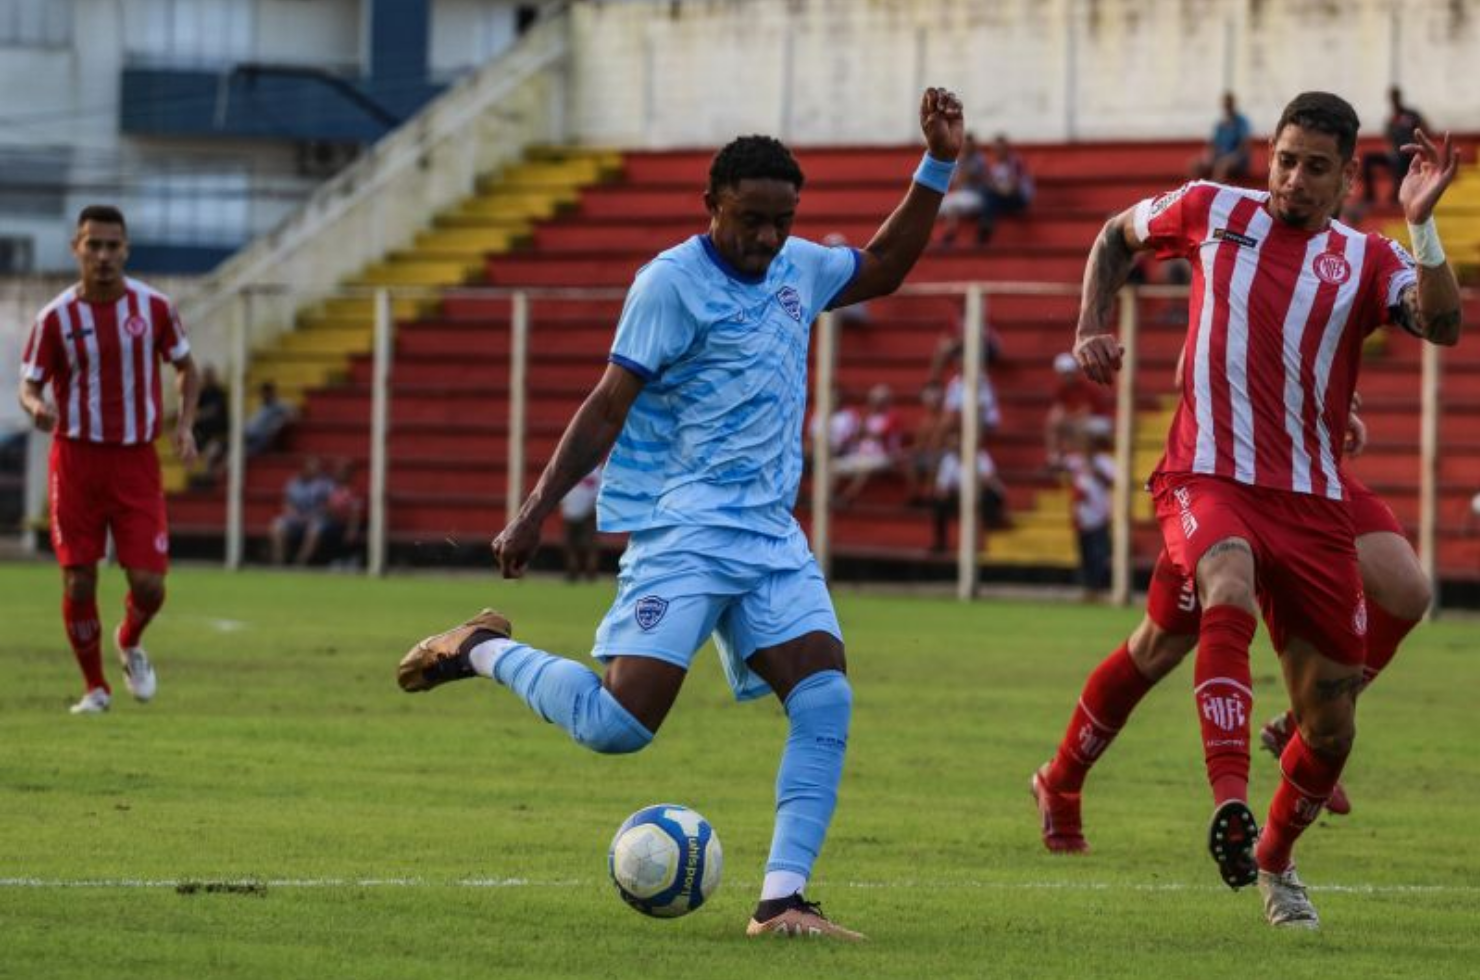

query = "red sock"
(63, 596), (108, 693)
(1256, 729), (1348, 873)
(119, 588), (165, 649)
(1362, 600), (1417, 689)
(1045, 643), (1156, 792)
(1194, 605), (1257, 806)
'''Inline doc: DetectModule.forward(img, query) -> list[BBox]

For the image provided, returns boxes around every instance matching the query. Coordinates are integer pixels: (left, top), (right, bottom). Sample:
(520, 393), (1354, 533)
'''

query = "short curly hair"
(708, 135), (805, 196)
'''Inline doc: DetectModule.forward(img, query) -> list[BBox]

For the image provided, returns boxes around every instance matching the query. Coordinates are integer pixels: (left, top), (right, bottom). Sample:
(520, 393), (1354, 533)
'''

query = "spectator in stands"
(929, 445), (1009, 554)
(937, 132), (990, 247)
(833, 383), (904, 507)
(1191, 92), (1252, 182)
(190, 364), (228, 486)
(1062, 416), (1116, 600)
(1045, 351), (1112, 470)
(244, 381), (293, 457)
(321, 458), (366, 569)
(268, 455), (335, 565)
(978, 133), (1034, 244)
(904, 380), (946, 504)
(560, 465), (603, 582)
(1362, 86), (1427, 205)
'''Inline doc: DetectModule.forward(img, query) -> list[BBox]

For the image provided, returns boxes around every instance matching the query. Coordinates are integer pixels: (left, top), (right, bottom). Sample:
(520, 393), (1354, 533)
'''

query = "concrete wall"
(567, 0), (1480, 148)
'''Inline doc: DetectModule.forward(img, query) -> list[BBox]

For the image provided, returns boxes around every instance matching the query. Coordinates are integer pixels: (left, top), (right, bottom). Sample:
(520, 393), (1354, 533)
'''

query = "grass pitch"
(1, 562), (1476, 979)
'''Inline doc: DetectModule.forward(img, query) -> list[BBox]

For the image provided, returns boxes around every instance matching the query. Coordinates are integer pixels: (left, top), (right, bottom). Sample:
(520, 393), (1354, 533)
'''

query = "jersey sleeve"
(1132, 182), (1210, 260)
(20, 312), (57, 384)
(1373, 235), (1421, 335)
(608, 260), (699, 381)
(155, 295), (192, 362)
(788, 238), (861, 313)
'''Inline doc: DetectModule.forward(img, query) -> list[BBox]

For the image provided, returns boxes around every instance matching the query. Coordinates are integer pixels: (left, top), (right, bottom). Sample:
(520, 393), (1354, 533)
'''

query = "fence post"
(1419, 338), (1440, 618)
(368, 288), (393, 576)
(957, 284), (984, 601)
(507, 291), (529, 525)
(1110, 285), (1139, 606)
(811, 310), (836, 578)
(224, 290), (249, 571)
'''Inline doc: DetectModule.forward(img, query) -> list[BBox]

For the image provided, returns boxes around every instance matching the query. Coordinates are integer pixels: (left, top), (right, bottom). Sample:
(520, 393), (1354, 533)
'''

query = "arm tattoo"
(1314, 674), (1365, 703)
(1393, 283), (1463, 345)
(1079, 219), (1139, 335)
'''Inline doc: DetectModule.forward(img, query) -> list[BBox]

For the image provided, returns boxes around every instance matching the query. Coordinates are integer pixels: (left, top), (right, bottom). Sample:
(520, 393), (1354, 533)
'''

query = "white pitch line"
(0, 877), (1475, 896)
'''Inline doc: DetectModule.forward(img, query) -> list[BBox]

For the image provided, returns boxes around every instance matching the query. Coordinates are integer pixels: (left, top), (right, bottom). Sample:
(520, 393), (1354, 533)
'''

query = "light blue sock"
(491, 642), (653, 754)
(765, 670), (852, 879)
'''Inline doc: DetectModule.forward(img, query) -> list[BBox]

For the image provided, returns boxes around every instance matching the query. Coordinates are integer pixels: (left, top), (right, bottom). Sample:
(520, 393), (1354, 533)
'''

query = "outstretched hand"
(920, 87), (965, 163)
(1398, 129), (1460, 225)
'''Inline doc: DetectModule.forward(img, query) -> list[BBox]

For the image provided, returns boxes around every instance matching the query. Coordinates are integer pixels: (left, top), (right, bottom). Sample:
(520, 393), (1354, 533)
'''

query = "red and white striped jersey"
(20, 277), (191, 446)
(1135, 181), (1418, 500)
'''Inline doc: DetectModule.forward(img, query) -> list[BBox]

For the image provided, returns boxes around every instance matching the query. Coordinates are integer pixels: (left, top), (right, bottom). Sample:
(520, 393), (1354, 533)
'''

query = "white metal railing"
(194, 279), (1451, 612)
(174, 9), (572, 371)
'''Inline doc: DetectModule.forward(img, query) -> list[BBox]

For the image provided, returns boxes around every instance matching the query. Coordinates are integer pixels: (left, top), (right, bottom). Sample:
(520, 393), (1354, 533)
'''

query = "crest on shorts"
(635, 595), (669, 631)
(776, 286), (803, 322)
(1352, 594), (1368, 637)
(1312, 252), (1351, 285)
(154, 532), (170, 554)
(124, 315), (148, 338)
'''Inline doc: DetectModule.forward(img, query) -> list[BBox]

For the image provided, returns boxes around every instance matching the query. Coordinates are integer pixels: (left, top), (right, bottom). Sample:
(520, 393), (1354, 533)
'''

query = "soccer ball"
(608, 804), (722, 918)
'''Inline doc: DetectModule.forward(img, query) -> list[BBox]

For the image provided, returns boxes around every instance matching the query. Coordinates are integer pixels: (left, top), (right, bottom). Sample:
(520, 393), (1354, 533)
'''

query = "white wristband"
(1407, 217), (1446, 268)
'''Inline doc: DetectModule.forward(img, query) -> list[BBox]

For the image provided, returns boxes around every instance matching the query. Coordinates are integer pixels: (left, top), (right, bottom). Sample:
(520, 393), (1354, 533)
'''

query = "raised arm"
(491, 362), (644, 578)
(829, 87), (965, 309)
(1073, 206), (1150, 385)
(1391, 129), (1463, 346)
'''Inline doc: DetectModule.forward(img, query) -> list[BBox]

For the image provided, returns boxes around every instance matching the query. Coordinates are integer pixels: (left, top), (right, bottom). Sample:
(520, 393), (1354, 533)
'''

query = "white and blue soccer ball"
(608, 804), (722, 918)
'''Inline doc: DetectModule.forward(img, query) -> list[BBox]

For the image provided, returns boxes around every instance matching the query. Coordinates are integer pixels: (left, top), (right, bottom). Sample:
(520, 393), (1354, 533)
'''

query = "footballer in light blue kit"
(398, 87), (967, 941)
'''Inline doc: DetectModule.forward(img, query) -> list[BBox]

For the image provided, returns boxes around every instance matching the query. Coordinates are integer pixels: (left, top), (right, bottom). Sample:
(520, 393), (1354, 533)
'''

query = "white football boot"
(117, 626), (157, 702)
(1258, 867), (1320, 929)
(69, 687), (112, 715)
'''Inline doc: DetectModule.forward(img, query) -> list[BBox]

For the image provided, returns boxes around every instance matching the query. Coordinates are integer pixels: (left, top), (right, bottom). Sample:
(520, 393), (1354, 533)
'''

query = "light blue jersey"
(600, 234), (860, 537)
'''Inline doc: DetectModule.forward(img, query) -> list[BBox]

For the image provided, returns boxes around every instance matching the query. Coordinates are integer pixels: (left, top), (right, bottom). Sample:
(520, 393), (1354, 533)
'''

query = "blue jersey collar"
(699, 234), (768, 285)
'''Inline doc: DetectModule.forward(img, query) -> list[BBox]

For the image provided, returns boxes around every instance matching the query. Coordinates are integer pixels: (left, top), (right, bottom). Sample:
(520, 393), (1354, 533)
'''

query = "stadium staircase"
(167, 139), (1480, 581)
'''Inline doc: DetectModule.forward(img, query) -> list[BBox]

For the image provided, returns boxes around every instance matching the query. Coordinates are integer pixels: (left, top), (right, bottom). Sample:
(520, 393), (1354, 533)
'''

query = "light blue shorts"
(591, 523), (842, 701)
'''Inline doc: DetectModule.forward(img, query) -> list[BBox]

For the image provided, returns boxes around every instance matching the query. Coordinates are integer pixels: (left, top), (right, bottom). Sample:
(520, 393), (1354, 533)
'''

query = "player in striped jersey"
(18, 205), (202, 715)
(1069, 91), (1461, 927)
(1030, 411), (1428, 843)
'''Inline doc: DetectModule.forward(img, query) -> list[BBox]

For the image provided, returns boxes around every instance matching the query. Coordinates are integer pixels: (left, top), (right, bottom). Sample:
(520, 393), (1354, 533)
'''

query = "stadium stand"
(165, 138), (1480, 580)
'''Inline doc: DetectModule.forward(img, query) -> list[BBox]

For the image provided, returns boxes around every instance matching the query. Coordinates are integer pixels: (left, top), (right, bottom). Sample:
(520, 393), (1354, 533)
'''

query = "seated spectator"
(1062, 417), (1117, 600)
(937, 132), (990, 247)
(904, 381), (946, 504)
(1045, 352), (1112, 470)
(560, 465), (603, 582)
(978, 133), (1034, 244)
(1362, 86), (1427, 205)
(833, 384), (904, 507)
(268, 456), (335, 566)
(1191, 92), (1251, 182)
(929, 446), (1009, 554)
(320, 458), (366, 569)
(189, 364), (229, 486)
(809, 388), (862, 462)
(245, 381), (294, 457)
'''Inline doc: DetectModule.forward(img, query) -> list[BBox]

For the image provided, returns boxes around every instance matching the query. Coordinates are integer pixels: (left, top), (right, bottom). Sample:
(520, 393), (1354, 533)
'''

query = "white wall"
(568, 0), (1480, 149)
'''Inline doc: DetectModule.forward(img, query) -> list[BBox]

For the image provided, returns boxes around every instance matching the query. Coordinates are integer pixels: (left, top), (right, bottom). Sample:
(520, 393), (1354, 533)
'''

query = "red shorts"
(1146, 473), (1405, 636)
(1150, 473), (1364, 665)
(50, 438), (170, 573)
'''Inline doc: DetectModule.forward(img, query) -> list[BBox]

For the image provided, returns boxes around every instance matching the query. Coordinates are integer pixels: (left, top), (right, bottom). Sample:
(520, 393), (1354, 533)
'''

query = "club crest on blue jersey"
(635, 595), (670, 631)
(776, 286), (803, 322)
